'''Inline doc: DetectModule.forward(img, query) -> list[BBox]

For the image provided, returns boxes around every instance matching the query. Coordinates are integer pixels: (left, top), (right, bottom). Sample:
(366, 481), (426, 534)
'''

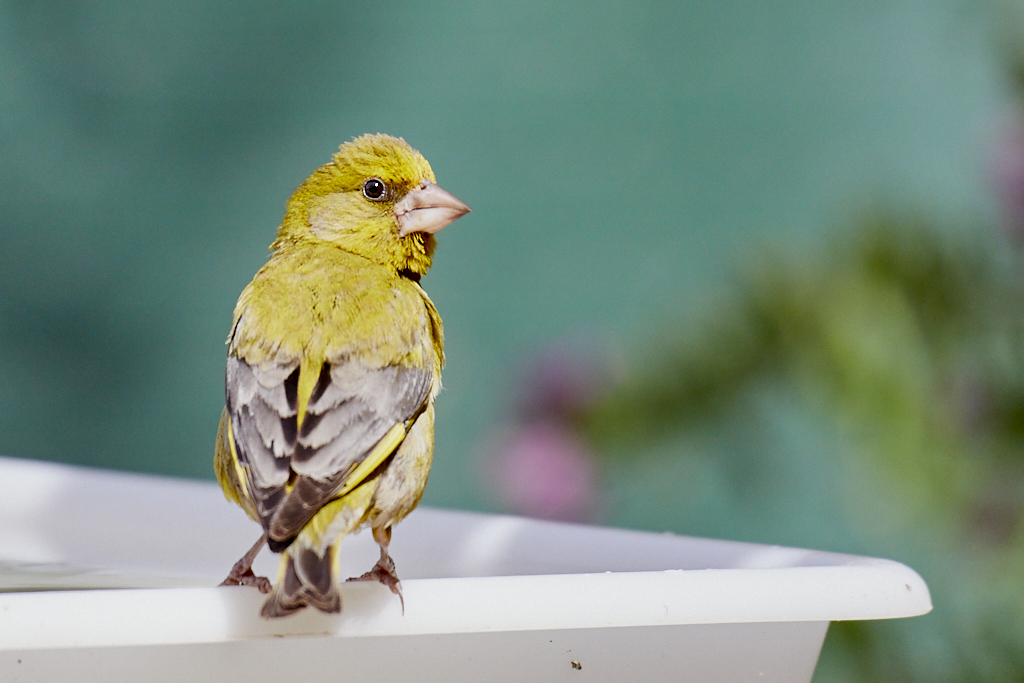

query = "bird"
(213, 133), (469, 618)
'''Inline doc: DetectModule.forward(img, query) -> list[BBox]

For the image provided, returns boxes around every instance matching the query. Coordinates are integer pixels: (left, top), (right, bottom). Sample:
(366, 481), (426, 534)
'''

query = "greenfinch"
(214, 134), (469, 618)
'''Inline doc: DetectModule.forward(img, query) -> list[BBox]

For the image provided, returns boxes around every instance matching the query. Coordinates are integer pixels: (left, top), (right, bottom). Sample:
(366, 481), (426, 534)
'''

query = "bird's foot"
(347, 556), (404, 612)
(220, 566), (272, 594)
(219, 533), (272, 593)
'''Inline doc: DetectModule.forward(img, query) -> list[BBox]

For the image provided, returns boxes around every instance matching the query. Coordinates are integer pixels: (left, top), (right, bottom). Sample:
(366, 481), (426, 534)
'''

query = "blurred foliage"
(580, 215), (1024, 682)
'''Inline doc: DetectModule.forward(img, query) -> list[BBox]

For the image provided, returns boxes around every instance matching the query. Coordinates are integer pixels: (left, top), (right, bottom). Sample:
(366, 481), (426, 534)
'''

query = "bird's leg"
(347, 525), (404, 612)
(219, 532), (272, 594)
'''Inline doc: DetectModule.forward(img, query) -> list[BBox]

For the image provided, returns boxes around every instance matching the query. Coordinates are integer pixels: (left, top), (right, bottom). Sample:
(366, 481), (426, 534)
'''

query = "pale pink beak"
(395, 180), (471, 236)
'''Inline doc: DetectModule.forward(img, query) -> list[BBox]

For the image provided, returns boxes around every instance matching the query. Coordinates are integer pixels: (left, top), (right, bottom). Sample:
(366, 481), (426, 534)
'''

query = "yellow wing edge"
(336, 421), (407, 498)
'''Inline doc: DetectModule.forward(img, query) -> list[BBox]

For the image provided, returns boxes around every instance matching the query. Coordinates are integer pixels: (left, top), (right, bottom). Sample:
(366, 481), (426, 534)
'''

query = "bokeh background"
(3, 1), (1024, 680)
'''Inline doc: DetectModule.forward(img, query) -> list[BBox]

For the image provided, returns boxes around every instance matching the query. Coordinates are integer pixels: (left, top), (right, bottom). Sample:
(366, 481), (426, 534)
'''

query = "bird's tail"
(261, 544), (340, 618)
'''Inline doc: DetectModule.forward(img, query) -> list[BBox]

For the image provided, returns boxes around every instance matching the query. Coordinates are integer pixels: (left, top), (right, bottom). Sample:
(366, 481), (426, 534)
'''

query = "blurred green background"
(2, 1), (1022, 681)
(0, 0), (1000, 501)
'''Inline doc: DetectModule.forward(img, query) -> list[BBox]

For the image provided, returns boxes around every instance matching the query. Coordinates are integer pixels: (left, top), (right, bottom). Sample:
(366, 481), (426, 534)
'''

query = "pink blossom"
(488, 420), (599, 523)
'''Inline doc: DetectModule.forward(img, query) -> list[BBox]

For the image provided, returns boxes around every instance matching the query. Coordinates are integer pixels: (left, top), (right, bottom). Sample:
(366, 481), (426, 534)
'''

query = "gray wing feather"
(226, 357), (295, 525)
(293, 363), (432, 473)
(232, 411), (291, 488)
(226, 351), (434, 546)
(227, 357), (295, 417)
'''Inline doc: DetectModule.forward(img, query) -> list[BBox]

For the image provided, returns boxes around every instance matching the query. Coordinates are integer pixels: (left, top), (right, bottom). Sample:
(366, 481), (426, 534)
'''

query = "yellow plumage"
(214, 134), (469, 617)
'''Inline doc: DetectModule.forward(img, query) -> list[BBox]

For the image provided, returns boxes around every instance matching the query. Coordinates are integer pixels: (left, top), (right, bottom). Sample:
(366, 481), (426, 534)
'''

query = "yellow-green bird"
(214, 134), (469, 618)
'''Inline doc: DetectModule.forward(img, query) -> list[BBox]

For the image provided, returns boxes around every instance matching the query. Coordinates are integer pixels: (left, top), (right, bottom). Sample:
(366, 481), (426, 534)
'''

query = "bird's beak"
(395, 180), (471, 236)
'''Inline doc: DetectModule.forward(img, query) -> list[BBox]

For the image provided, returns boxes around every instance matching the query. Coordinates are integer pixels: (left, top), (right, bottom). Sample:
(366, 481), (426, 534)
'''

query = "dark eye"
(362, 178), (387, 201)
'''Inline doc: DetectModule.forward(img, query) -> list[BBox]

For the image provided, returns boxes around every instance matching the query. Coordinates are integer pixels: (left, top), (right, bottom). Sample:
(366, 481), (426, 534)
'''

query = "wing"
(226, 353), (434, 550)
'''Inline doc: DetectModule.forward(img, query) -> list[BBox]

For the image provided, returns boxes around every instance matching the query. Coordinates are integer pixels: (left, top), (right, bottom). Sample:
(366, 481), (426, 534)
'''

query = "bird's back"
(222, 242), (442, 545)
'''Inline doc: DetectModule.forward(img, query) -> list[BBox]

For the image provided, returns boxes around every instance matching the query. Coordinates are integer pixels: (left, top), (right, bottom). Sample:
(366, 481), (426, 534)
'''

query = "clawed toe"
(220, 533), (271, 593)
(220, 567), (272, 594)
(347, 559), (404, 611)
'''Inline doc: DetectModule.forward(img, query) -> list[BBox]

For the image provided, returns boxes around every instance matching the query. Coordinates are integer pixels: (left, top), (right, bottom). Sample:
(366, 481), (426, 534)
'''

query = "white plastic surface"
(0, 457), (931, 682)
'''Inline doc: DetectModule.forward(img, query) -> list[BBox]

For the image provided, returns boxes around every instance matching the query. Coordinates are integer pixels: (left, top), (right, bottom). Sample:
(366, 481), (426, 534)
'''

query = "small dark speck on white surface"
(571, 661), (582, 670)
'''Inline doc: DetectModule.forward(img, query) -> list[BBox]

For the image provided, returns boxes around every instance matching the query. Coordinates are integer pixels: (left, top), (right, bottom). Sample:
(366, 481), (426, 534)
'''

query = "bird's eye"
(362, 178), (387, 201)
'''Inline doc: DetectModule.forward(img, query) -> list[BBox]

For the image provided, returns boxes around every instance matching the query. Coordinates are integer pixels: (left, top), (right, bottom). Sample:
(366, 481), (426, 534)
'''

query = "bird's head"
(274, 133), (470, 278)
